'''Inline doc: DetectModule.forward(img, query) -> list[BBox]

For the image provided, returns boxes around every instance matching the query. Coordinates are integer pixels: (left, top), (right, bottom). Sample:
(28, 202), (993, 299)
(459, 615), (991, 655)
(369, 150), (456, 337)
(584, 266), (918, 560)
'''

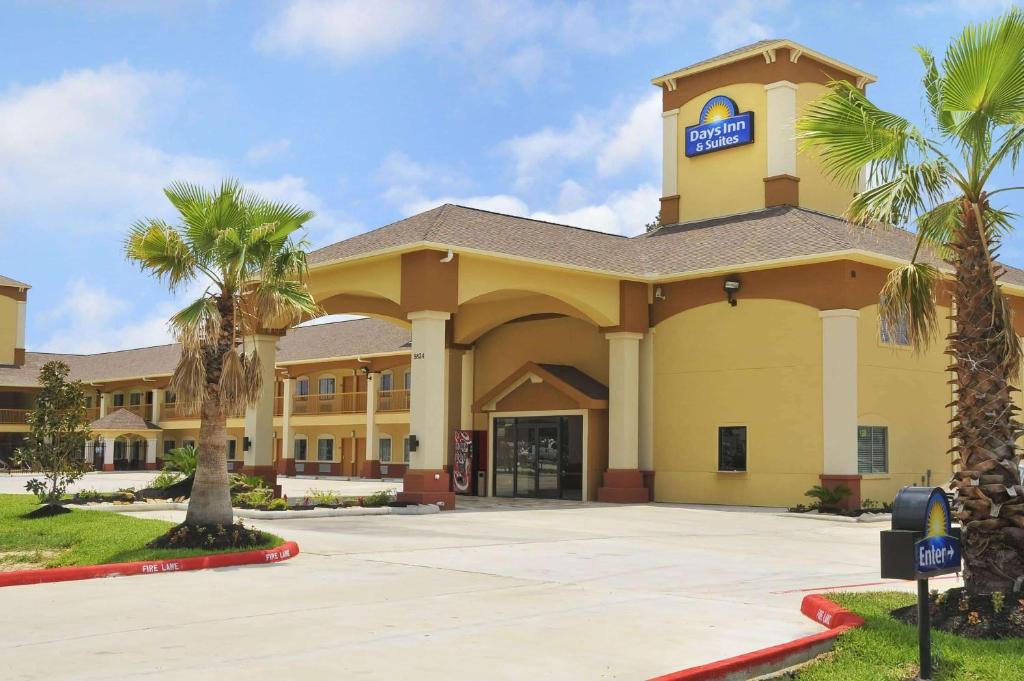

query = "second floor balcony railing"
(0, 408), (28, 424)
(378, 389), (410, 412)
(290, 392), (367, 415)
(161, 402), (244, 420)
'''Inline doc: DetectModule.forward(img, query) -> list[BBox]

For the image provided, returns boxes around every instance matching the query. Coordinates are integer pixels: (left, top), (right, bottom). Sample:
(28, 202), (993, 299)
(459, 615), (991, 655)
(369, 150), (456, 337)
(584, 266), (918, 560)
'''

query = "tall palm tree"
(126, 179), (319, 527)
(797, 10), (1024, 595)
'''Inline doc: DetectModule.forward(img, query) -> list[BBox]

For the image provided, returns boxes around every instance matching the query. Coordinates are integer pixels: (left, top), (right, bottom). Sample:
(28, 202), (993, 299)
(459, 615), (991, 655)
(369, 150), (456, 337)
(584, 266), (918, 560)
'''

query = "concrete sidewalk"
(0, 501), (931, 681)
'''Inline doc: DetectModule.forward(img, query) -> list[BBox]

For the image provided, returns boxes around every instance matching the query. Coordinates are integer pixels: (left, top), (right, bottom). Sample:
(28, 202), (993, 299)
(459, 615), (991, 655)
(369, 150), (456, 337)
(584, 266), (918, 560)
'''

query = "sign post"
(880, 487), (961, 680)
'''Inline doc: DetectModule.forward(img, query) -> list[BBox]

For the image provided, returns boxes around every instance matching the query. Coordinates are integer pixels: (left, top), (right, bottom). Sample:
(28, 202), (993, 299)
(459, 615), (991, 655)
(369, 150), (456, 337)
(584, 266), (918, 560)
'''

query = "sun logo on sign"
(699, 95), (739, 124)
(926, 492), (950, 538)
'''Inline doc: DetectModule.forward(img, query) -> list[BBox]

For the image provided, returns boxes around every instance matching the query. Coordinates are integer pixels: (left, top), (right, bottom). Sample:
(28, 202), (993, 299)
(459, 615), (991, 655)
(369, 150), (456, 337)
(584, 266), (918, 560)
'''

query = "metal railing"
(0, 409), (28, 424)
(161, 402), (244, 420)
(378, 389), (410, 412)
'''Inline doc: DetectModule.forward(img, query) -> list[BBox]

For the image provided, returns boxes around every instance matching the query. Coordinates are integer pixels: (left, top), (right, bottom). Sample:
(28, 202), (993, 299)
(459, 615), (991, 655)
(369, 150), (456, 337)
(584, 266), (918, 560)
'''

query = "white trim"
(486, 409), (590, 501)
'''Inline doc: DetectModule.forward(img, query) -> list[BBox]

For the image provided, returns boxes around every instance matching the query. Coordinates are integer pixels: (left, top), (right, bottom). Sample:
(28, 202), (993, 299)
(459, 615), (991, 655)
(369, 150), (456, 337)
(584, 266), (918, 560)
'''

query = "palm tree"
(126, 179), (319, 528)
(797, 10), (1024, 595)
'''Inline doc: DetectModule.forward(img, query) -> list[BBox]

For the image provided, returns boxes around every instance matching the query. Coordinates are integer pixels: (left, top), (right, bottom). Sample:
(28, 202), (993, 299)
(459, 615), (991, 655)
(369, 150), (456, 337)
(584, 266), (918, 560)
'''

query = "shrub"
(151, 470), (182, 489)
(362, 490), (396, 507)
(267, 498), (289, 511)
(307, 488), (340, 506)
(232, 488), (273, 509)
(161, 445), (198, 476)
(804, 484), (852, 511)
(231, 473), (268, 491)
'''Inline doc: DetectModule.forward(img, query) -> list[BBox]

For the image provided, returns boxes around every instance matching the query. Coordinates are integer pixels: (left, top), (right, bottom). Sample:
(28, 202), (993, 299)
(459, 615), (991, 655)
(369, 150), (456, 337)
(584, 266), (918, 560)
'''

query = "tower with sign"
(651, 40), (876, 225)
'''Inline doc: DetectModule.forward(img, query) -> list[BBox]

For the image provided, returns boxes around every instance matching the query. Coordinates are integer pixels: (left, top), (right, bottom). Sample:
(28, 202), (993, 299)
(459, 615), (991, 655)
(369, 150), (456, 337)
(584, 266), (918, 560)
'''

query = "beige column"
(598, 332), (649, 503)
(764, 81), (798, 177)
(398, 310), (455, 507)
(662, 109), (679, 197)
(281, 377), (294, 474)
(102, 437), (114, 471)
(99, 393), (109, 418)
(15, 300), (25, 362)
(459, 348), (474, 430)
(150, 388), (161, 422)
(821, 309), (860, 475)
(243, 334), (279, 488)
(145, 436), (158, 470)
(365, 371), (380, 476)
(84, 440), (93, 462)
(638, 328), (655, 472)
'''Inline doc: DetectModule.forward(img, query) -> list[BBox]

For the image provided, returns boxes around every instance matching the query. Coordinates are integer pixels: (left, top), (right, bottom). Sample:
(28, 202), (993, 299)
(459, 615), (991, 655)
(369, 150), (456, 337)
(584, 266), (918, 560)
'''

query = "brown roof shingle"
(89, 408), (159, 431)
(0, 274), (30, 289)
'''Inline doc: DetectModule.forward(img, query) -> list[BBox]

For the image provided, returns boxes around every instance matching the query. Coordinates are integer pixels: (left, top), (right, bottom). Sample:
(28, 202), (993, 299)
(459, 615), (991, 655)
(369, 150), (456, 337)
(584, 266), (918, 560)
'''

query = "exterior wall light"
(724, 275), (741, 307)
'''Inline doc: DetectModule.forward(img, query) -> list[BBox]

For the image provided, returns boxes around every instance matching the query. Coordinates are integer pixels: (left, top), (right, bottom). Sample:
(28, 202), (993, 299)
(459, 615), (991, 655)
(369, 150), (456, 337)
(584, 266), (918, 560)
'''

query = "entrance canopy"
(473, 362), (608, 413)
(89, 407), (161, 437)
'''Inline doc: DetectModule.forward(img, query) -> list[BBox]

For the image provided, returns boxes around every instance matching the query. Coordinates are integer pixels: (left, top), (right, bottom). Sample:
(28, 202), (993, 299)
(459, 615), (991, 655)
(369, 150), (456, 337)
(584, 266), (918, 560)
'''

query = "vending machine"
(452, 430), (488, 495)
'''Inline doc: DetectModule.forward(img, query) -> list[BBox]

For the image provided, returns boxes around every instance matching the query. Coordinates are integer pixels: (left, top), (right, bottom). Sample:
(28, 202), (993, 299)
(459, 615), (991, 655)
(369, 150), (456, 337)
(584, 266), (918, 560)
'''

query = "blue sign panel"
(684, 95), (754, 157)
(915, 489), (961, 574)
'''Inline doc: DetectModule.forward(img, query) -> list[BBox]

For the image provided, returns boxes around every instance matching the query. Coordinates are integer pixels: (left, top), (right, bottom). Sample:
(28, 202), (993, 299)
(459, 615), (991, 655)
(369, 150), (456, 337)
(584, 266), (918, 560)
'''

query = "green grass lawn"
(0, 494), (283, 569)
(794, 592), (1024, 680)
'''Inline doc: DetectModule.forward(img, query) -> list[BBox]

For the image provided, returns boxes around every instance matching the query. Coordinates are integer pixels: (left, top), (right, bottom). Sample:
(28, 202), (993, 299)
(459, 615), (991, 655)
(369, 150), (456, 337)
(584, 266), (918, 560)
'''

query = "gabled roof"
(307, 203), (1024, 289)
(89, 408), (159, 431)
(650, 38), (876, 87)
(0, 274), (29, 289)
(473, 361), (609, 412)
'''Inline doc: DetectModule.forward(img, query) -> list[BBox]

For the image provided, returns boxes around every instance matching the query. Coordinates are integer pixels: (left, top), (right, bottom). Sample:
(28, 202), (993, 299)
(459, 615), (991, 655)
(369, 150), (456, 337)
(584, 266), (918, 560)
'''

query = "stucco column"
(150, 388), (161, 423)
(398, 310), (456, 508)
(279, 377), (295, 476)
(242, 334), (280, 490)
(99, 393), (109, 418)
(84, 440), (93, 464)
(638, 328), (655, 473)
(661, 108), (680, 224)
(763, 80), (800, 208)
(364, 371), (380, 477)
(599, 332), (648, 503)
(460, 348), (474, 430)
(102, 437), (113, 472)
(145, 436), (158, 470)
(820, 309), (861, 507)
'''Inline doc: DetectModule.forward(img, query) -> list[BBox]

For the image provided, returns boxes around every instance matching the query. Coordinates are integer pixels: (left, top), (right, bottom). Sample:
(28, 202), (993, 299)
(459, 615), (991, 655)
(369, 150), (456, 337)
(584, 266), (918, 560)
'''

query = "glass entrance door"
(492, 416), (583, 500)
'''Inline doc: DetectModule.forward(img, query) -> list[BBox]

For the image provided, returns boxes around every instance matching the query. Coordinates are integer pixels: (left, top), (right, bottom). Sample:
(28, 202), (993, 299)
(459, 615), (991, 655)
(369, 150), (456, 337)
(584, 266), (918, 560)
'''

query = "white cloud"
(246, 138), (291, 163)
(37, 279), (177, 354)
(246, 174), (363, 248)
(596, 92), (662, 176)
(708, 0), (780, 51)
(902, 0), (1014, 17)
(531, 184), (660, 236)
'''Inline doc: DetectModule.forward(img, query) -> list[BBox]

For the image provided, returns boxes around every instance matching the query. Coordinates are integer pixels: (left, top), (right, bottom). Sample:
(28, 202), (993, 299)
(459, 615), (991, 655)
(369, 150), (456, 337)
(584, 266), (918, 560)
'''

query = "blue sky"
(0, 0), (1019, 353)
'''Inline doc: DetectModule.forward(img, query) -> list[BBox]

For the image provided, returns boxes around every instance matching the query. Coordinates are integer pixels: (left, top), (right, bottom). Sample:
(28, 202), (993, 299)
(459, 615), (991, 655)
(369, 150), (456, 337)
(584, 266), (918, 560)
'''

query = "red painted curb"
(0, 541), (300, 588)
(647, 595), (864, 681)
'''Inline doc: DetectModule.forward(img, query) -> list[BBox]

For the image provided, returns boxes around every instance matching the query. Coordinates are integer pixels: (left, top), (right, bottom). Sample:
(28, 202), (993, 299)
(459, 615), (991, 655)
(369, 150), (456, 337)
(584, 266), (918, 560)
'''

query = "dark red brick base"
(397, 470), (456, 509)
(277, 458), (296, 476)
(597, 469), (650, 503)
(819, 474), (862, 510)
(145, 462), (158, 470)
(361, 460), (409, 479)
(101, 463), (114, 472)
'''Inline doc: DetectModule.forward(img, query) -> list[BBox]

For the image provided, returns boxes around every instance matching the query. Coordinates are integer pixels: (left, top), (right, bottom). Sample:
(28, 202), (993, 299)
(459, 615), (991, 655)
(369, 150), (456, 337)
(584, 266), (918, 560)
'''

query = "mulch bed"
(893, 587), (1024, 639)
(23, 504), (72, 519)
(146, 522), (265, 550)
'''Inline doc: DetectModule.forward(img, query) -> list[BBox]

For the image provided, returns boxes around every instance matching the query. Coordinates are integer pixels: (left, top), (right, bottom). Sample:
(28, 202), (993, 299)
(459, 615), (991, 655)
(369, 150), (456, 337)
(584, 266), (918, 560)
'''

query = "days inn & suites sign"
(684, 95), (754, 157)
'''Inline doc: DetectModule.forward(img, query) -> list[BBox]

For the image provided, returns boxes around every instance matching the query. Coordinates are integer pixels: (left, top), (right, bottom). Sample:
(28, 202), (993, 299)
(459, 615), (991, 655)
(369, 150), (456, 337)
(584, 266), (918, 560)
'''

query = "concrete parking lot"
(0, 479), (942, 681)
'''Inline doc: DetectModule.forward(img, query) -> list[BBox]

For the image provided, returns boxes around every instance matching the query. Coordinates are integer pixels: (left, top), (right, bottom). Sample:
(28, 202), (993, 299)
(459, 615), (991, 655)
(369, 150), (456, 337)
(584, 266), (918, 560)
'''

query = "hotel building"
(4, 40), (1022, 509)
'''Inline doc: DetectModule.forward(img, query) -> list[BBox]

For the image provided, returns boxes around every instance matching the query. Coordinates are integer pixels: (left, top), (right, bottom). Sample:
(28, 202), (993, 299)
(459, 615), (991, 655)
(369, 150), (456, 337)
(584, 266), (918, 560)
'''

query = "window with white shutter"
(857, 426), (888, 474)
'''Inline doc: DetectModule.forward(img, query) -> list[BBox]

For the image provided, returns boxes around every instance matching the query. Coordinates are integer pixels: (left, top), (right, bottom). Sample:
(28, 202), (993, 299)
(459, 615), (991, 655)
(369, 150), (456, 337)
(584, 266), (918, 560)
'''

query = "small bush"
(362, 490), (396, 507)
(267, 498), (289, 511)
(804, 484), (851, 511)
(231, 473), (268, 491)
(232, 488), (273, 509)
(151, 470), (182, 489)
(307, 489), (340, 506)
(162, 446), (198, 476)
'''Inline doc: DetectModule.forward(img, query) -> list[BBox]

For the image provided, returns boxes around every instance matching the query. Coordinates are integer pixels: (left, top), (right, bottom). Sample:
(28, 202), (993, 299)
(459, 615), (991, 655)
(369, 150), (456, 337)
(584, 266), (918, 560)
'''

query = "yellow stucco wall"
(471, 316), (608, 431)
(653, 299), (824, 506)
(0, 296), (19, 365)
(795, 83), (858, 217)
(857, 304), (954, 504)
(676, 83), (767, 222)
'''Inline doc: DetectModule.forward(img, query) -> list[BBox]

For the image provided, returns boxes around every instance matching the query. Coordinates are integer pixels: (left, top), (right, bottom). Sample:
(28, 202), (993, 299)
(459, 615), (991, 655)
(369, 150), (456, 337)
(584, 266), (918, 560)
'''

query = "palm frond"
(219, 348), (248, 413)
(916, 45), (955, 135)
(879, 262), (942, 354)
(124, 219), (197, 291)
(171, 295), (221, 349)
(847, 159), (951, 227)
(170, 346), (206, 414)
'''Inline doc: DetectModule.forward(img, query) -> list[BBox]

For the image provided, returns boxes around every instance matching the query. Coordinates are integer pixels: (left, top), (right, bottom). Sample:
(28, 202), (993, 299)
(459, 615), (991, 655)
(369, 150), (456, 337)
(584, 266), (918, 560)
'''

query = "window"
(404, 371), (411, 391)
(163, 440), (176, 454)
(164, 390), (176, 404)
(183, 439), (195, 449)
(718, 426), (747, 472)
(113, 393), (125, 407)
(129, 392), (142, 406)
(379, 436), (392, 463)
(380, 373), (393, 392)
(317, 437), (334, 461)
(296, 378), (309, 398)
(880, 315), (910, 346)
(318, 377), (335, 398)
(858, 426), (888, 474)
(227, 439), (237, 460)
(403, 436), (411, 463)
(294, 437), (308, 461)
(84, 395), (93, 408)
